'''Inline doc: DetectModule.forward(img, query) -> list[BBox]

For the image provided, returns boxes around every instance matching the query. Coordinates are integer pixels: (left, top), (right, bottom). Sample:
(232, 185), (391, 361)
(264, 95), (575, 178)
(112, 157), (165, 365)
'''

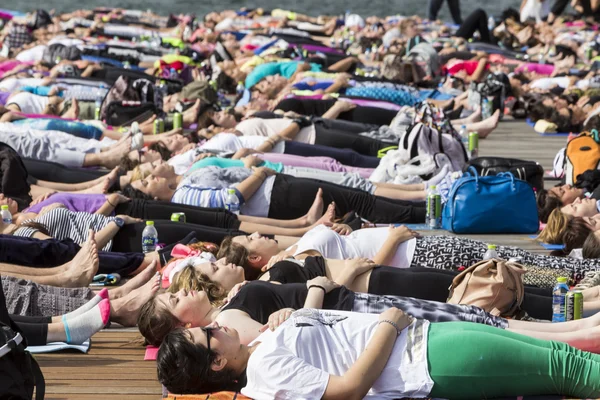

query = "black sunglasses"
(202, 327), (215, 354)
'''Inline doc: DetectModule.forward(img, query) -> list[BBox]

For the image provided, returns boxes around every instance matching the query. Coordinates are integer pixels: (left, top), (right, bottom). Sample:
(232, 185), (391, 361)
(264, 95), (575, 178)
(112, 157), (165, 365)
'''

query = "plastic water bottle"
(552, 277), (570, 322)
(487, 16), (495, 33)
(169, 68), (178, 80)
(483, 244), (498, 260)
(482, 97), (492, 120)
(225, 189), (240, 215)
(459, 125), (469, 152)
(141, 221), (158, 253)
(95, 88), (103, 120)
(425, 185), (441, 229)
(236, 81), (245, 98)
(1, 205), (11, 224)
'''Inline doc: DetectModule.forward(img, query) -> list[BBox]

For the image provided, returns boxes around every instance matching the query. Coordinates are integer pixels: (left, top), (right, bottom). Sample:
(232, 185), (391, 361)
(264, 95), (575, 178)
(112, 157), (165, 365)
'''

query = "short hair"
(121, 184), (153, 201)
(217, 236), (261, 280)
(157, 328), (244, 394)
(583, 232), (600, 259)
(536, 189), (562, 223)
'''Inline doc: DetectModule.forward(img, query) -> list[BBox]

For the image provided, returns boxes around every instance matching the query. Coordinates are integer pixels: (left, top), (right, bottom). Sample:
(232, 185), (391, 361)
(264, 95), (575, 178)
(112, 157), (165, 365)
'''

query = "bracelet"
(307, 285), (327, 293)
(378, 319), (402, 336)
(107, 199), (115, 207)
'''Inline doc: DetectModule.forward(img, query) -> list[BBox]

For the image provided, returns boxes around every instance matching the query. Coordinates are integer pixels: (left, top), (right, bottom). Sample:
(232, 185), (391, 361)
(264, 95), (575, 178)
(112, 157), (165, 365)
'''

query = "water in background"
(11, 0), (522, 22)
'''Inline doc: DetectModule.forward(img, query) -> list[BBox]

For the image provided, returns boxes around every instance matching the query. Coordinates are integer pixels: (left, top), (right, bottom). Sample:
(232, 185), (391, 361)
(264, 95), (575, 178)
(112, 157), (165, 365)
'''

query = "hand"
(263, 252), (294, 272)
(333, 100), (357, 113)
(29, 191), (57, 206)
(108, 193), (130, 205)
(223, 280), (250, 305)
(116, 214), (143, 225)
(193, 152), (214, 163)
(335, 74), (351, 87)
(306, 276), (340, 293)
(378, 307), (413, 331)
(388, 225), (421, 243)
(242, 155), (263, 169)
(260, 308), (295, 332)
(232, 147), (260, 160)
(343, 257), (376, 275)
(330, 223), (352, 235)
(252, 166), (277, 179)
(39, 203), (66, 215)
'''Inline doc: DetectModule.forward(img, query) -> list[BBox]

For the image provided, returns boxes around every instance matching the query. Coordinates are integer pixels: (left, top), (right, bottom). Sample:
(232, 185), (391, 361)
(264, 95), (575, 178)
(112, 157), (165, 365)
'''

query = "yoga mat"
(145, 345), (159, 360)
(28, 340), (90, 354)
(526, 119), (571, 136)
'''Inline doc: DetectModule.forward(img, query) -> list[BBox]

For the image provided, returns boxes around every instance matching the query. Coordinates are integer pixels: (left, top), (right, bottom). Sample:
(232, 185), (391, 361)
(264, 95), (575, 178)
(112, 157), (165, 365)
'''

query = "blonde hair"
(537, 208), (571, 244)
(169, 265), (227, 308)
(130, 166), (151, 183)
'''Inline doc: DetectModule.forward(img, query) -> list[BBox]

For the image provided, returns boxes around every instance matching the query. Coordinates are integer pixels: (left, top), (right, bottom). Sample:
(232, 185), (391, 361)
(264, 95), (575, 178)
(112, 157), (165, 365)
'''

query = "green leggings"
(427, 322), (600, 399)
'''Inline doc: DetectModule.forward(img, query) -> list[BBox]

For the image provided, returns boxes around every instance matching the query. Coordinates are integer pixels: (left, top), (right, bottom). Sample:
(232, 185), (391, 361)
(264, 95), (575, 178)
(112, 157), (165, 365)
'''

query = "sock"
(63, 299), (110, 344)
(61, 289), (108, 322)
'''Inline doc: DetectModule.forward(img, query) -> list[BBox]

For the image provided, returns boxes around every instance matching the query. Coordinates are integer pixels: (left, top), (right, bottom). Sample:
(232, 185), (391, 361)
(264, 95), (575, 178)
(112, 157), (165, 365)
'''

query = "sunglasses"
(202, 326), (216, 354)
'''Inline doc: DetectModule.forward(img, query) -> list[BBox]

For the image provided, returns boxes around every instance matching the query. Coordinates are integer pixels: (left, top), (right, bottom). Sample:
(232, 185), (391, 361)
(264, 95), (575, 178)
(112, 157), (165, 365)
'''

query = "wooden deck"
(35, 119), (567, 399)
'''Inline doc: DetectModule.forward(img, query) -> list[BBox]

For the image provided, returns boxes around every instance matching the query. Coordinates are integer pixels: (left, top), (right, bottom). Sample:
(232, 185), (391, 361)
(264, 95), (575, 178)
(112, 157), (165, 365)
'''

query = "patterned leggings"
(352, 292), (508, 329)
(410, 236), (600, 283)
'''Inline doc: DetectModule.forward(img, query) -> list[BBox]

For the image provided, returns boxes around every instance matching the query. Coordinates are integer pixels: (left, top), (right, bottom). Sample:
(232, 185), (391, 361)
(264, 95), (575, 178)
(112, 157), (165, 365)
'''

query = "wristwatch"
(112, 217), (125, 228)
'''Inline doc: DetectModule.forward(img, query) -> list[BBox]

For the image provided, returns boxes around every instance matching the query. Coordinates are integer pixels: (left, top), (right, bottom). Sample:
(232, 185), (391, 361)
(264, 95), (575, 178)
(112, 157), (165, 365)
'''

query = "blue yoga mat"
(528, 235), (565, 250)
(526, 119), (571, 137)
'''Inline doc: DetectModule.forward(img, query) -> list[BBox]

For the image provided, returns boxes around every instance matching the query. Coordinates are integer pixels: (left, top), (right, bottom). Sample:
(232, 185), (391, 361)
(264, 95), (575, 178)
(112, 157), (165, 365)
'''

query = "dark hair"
(121, 184), (154, 201)
(138, 293), (181, 347)
(561, 217), (592, 255)
(583, 115), (600, 132)
(11, 221), (51, 236)
(157, 328), (244, 394)
(583, 232), (600, 259)
(217, 236), (262, 281)
(528, 101), (553, 122)
(119, 155), (140, 172)
(536, 189), (562, 223)
(549, 109), (573, 133)
(148, 142), (173, 161)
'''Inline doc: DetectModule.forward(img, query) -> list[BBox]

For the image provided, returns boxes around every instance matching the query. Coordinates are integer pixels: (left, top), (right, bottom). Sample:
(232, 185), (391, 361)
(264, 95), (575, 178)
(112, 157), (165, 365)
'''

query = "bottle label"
(2, 218), (11, 224)
(142, 236), (157, 247)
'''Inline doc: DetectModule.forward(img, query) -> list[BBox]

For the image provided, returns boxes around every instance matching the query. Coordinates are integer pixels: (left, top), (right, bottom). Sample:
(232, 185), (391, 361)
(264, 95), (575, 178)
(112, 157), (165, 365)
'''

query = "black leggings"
(283, 141), (380, 168)
(0, 235), (143, 276)
(115, 199), (241, 229)
(456, 9), (491, 44)
(551, 0), (592, 15)
(274, 98), (398, 125)
(23, 158), (107, 184)
(10, 314), (50, 346)
(313, 118), (390, 156)
(368, 266), (552, 320)
(111, 221), (246, 253)
(428, 0), (463, 24)
(268, 174), (426, 223)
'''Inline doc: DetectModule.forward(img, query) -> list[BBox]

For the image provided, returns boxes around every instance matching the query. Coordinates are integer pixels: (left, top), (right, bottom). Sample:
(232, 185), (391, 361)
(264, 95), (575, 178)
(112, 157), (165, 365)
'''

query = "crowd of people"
(3, 2), (600, 398)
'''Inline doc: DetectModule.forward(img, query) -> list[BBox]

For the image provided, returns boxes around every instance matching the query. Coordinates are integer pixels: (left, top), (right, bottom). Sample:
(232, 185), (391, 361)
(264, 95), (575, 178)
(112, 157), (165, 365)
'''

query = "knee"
(473, 8), (487, 19)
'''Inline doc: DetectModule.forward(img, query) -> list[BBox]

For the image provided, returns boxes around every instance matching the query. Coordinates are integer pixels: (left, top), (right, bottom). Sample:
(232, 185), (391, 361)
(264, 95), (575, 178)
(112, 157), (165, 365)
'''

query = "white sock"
(63, 299), (110, 344)
(62, 288), (108, 321)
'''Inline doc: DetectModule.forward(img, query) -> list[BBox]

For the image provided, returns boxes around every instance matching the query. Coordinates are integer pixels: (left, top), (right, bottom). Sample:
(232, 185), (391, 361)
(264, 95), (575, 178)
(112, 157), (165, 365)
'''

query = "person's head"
(151, 162), (177, 180)
(561, 197), (598, 218)
(121, 184), (154, 201)
(162, 134), (191, 154)
(561, 216), (592, 254)
(127, 174), (175, 201)
(209, 109), (242, 129)
(536, 189), (563, 223)
(538, 208), (572, 244)
(548, 184), (584, 206)
(217, 233), (279, 278)
(549, 109), (573, 133)
(253, 75), (288, 99)
(399, 18), (418, 38)
(157, 326), (246, 394)
(0, 194), (19, 215)
(148, 142), (173, 161)
(583, 115), (600, 132)
(170, 257), (245, 294)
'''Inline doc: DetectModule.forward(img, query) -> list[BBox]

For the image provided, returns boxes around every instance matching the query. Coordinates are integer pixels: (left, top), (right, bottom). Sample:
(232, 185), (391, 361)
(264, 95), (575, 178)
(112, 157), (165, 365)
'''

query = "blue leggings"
(13, 119), (103, 140)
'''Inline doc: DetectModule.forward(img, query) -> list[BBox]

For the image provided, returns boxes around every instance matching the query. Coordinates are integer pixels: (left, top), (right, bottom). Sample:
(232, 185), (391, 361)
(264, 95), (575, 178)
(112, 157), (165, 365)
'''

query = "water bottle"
(425, 185), (441, 229)
(225, 189), (240, 215)
(552, 277), (570, 322)
(482, 244), (498, 260)
(169, 68), (178, 80)
(459, 125), (469, 153)
(236, 81), (245, 98)
(1, 205), (11, 224)
(141, 221), (158, 253)
(95, 88), (103, 120)
(482, 97), (492, 120)
(487, 16), (495, 33)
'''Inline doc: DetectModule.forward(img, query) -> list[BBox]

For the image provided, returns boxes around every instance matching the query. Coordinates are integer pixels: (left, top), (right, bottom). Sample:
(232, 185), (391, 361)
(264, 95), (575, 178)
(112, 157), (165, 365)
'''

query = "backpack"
(100, 75), (160, 120)
(0, 276), (45, 399)
(399, 123), (468, 174)
(468, 156), (545, 192)
(0, 142), (32, 212)
(447, 258), (526, 317)
(476, 72), (510, 118)
(564, 131), (600, 185)
(42, 43), (82, 65)
(103, 101), (158, 126)
(406, 42), (441, 80)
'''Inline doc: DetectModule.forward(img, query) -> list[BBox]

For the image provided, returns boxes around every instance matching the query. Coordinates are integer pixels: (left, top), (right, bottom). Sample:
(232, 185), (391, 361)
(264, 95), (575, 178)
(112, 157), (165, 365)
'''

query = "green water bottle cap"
(0, 205), (8, 211)
(146, 221), (154, 226)
(557, 277), (568, 283)
(487, 244), (497, 250)
(429, 185), (436, 190)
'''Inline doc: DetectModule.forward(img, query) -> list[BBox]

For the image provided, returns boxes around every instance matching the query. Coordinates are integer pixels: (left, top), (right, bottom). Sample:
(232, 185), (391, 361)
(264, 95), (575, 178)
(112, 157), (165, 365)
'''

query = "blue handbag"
(442, 167), (539, 234)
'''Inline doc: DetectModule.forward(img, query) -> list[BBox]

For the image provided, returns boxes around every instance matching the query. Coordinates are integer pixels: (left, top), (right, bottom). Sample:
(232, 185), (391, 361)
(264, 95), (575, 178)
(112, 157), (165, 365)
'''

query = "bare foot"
(110, 268), (161, 326)
(313, 202), (336, 227)
(61, 230), (99, 287)
(183, 99), (201, 127)
(101, 138), (132, 168)
(304, 188), (324, 226)
(477, 109), (501, 139)
(62, 98), (80, 120)
(110, 261), (157, 300)
(465, 107), (481, 123)
(79, 177), (111, 194)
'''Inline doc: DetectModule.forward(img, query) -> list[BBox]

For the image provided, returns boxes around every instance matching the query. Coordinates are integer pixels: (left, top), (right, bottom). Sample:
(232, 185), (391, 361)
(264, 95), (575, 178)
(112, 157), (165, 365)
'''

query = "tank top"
(289, 225), (416, 268)
(266, 257), (327, 284)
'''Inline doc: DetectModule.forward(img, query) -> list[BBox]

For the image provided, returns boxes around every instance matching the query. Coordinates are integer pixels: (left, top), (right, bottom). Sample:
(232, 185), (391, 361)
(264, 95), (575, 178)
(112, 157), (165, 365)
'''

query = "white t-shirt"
(520, 0), (551, 23)
(290, 225), (417, 268)
(235, 118), (316, 144)
(0, 78), (45, 92)
(6, 92), (50, 114)
(15, 45), (47, 62)
(242, 309), (433, 400)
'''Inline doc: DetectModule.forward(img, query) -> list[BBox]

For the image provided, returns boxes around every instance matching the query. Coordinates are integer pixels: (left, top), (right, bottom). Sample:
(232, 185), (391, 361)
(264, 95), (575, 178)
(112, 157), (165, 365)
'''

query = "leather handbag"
(447, 259), (526, 317)
(442, 167), (539, 234)
(467, 156), (544, 192)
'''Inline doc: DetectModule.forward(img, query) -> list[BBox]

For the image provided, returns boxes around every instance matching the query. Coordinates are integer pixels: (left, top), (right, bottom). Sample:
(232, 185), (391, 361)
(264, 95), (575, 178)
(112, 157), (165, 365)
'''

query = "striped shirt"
(16, 207), (116, 251)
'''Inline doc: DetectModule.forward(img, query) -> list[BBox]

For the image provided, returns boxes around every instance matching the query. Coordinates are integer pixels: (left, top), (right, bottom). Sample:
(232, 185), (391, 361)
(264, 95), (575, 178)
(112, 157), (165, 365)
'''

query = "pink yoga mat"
(144, 346), (159, 361)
